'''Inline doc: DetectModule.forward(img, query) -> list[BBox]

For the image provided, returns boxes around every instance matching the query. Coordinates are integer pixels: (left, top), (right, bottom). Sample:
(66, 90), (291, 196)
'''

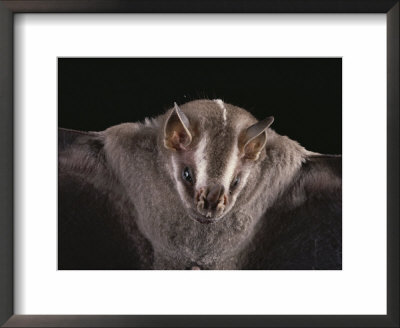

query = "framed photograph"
(57, 57), (342, 271)
(0, 1), (398, 327)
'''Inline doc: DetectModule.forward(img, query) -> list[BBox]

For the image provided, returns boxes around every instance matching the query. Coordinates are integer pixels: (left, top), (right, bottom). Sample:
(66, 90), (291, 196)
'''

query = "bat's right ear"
(164, 102), (193, 151)
(240, 116), (274, 160)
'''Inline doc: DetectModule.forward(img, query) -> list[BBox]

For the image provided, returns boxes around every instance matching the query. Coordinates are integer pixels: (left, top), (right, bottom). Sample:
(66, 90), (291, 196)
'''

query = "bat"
(58, 99), (341, 270)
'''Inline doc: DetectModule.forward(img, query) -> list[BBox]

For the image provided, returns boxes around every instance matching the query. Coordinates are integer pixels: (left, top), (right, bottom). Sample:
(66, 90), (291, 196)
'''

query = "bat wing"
(243, 155), (342, 270)
(58, 128), (153, 269)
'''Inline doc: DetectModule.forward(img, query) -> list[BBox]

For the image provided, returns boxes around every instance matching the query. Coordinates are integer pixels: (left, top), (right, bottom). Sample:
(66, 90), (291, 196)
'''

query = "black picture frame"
(0, 1), (398, 327)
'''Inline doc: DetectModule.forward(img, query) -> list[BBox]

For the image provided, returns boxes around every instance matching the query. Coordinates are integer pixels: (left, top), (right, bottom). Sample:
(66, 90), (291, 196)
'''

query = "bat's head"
(163, 99), (274, 224)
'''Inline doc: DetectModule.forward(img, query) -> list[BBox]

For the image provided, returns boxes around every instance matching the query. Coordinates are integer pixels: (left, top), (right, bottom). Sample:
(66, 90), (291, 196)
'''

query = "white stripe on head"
(221, 145), (239, 189)
(171, 157), (183, 191)
(170, 156), (188, 206)
(194, 135), (208, 189)
(214, 99), (227, 125)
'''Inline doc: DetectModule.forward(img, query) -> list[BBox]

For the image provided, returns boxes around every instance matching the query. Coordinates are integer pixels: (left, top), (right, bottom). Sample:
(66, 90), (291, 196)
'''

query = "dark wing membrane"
(243, 155), (342, 270)
(58, 128), (92, 152)
(58, 128), (153, 269)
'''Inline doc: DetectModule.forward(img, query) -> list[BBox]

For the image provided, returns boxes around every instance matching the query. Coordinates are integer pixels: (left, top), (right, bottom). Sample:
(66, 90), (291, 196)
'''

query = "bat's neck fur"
(102, 101), (309, 269)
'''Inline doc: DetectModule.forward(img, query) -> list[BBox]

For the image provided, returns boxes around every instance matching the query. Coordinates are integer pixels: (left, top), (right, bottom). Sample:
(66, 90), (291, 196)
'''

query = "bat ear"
(164, 102), (193, 151)
(241, 116), (274, 160)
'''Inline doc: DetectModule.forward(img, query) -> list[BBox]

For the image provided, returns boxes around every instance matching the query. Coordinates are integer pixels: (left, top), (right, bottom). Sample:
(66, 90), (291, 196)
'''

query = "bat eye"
(230, 175), (240, 191)
(182, 167), (194, 184)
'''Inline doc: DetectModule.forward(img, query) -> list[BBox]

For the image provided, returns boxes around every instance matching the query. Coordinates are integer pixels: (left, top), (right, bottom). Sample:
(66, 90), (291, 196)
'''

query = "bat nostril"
(195, 188), (207, 210)
(195, 188), (202, 202)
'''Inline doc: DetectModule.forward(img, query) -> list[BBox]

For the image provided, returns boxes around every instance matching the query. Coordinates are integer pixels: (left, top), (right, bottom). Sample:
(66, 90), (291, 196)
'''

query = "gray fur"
(58, 99), (341, 270)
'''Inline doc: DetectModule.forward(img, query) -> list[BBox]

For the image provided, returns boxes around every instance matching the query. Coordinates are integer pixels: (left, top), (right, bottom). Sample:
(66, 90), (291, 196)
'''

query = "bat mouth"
(187, 209), (225, 224)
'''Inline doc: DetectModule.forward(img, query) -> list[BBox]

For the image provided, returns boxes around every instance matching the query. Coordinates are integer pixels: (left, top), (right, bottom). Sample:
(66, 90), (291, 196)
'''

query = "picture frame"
(0, 0), (398, 327)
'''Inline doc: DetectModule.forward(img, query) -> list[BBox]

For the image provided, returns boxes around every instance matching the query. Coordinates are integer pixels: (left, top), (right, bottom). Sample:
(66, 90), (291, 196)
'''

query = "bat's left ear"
(164, 102), (193, 151)
(241, 116), (274, 160)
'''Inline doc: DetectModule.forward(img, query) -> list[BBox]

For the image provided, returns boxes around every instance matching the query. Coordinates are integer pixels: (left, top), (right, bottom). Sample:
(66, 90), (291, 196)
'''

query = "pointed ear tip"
(266, 116), (274, 127)
(173, 102), (184, 116)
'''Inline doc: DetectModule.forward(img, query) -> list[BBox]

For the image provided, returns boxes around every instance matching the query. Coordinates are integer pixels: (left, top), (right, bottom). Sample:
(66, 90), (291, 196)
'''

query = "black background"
(58, 58), (341, 154)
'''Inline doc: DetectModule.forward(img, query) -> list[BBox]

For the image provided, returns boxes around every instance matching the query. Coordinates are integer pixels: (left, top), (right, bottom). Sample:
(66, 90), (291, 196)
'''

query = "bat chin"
(192, 216), (219, 224)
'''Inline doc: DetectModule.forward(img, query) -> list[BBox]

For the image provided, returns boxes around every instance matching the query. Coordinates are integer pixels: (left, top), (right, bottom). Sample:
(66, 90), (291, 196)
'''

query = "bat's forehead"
(180, 99), (255, 186)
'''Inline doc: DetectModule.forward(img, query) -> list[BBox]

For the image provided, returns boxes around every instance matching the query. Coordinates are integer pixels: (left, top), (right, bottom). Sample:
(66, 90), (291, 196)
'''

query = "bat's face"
(163, 100), (273, 224)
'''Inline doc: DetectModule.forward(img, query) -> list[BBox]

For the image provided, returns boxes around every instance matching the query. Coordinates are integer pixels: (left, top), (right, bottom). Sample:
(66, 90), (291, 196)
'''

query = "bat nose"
(195, 184), (228, 218)
(206, 184), (225, 209)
